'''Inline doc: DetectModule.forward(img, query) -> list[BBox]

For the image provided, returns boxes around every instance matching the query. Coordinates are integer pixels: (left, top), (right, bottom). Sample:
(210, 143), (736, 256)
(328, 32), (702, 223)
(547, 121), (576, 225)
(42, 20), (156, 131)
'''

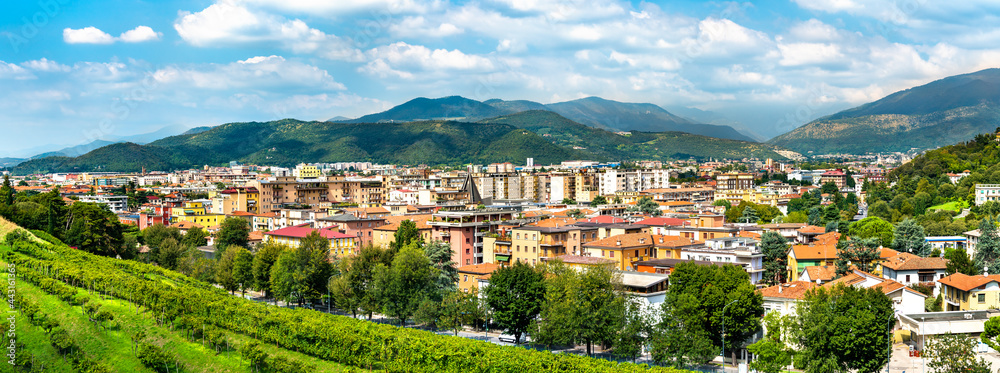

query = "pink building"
(428, 209), (516, 266)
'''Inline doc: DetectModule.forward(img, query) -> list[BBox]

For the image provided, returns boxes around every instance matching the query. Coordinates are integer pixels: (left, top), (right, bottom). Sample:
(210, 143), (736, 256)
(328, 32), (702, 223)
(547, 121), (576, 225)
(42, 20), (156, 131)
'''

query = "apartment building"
(716, 173), (754, 191)
(250, 176), (384, 213)
(429, 209), (516, 267)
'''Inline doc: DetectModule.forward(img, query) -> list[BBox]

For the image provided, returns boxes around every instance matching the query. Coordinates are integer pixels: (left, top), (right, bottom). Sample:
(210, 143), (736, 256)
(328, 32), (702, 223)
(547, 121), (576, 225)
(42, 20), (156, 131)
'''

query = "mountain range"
(337, 96), (757, 142)
(0, 124), (212, 166)
(769, 68), (1000, 154)
(12, 111), (788, 174)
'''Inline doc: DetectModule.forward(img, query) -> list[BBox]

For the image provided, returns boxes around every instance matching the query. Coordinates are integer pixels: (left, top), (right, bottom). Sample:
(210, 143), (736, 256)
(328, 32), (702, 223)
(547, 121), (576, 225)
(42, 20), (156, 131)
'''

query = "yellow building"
(213, 186), (260, 214)
(939, 273), (1000, 311)
(296, 164), (323, 178)
(509, 220), (599, 266)
(582, 233), (658, 271)
(372, 215), (433, 249)
(787, 243), (839, 281)
(263, 225), (358, 257)
(714, 189), (779, 207)
(457, 263), (499, 293)
(171, 201), (226, 227)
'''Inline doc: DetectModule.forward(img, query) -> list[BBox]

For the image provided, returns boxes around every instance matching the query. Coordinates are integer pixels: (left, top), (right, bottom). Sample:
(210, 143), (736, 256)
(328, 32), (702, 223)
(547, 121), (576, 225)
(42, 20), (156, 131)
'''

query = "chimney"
(778, 284), (783, 293)
(659, 237), (664, 243)
(616, 240), (621, 246)
(985, 266), (990, 277)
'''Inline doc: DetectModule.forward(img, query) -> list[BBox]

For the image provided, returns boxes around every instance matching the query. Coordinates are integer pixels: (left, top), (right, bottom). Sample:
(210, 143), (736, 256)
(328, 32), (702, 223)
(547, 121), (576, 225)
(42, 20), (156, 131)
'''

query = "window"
(905, 275), (910, 282)
(610, 251), (615, 258)
(979, 293), (986, 303)
(463, 275), (468, 282)
(516, 233), (520, 239)
(516, 245), (520, 252)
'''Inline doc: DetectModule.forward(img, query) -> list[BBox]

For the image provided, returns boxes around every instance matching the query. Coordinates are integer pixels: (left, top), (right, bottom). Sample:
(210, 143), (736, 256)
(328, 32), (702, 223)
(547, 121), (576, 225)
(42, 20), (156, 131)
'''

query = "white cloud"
(63, 27), (115, 44)
(787, 19), (842, 42)
(63, 26), (161, 44)
(390, 16), (464, 38)
(0, 60), (34, 80)
(174, 1), (363, 61)
(360, 42), (495, 79)
(777, 42), (845, 67)
(22, 58), (71, 72)
(240, 0), (428, 15)
(119, 26), (162, 43)
(152, 55), (346, 91)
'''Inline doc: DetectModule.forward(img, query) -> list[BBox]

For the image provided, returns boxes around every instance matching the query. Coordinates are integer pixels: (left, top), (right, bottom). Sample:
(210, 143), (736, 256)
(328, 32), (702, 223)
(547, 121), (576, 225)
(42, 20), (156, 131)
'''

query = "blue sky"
(2, 0), (1000, 157)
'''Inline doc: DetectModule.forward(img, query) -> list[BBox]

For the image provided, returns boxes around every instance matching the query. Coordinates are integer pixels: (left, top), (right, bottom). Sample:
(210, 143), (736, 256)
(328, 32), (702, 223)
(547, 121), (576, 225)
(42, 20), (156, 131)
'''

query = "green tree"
(740, 205), (759, 224)
(157, 237), (186, 270)
(216, 245), (241, 293)
(252, 242), (285, 299)
(535, 262), (625, 355)
(590, 195), (608, 206)
(377, 245), (436, 326)
(64, 202), (125, 257)
(869, 200), (892, 222)
(713, 199), (732, 210)
(270, 250), (298, 305)
(821, 181), (839, 195)
(634, 196), (661, 216)
(614, 296), (650, 362)
(390, 219), (423, 254)
(216, 217), (250, 252)
(0, 174), (14, 206)
(760, 231), (789, 285)
(796, 284), (894, 373)
(424, 240), (457, 296)
(142, 223), (182, 252)
(436, 290), (475, 335)
(182, 226), (208, 248)
(893, 218), (931, 256)
(562, 197), (576, 205)
(983, 316), (1000, 352)
(656, 263), (763, 366)
(835, 237), (882, 277)
(747, 312), (794, 373)
(926, 334), (993, 373)
(944, 248), (978, 275)
(785, 211), (808, 223)
(848, 216), (895, 247)
(484, 260), (545, 344)
(650, 292), (716, 367)
(349, 245), (393, 319)
(233, 249), (254, 296)
(974, 217), (1000, 274)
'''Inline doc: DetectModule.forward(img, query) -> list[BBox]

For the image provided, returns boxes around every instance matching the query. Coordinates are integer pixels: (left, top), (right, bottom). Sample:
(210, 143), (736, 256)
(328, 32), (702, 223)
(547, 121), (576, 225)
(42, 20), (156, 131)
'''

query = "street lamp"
(722, 299), (738, 370)
(886, 310), (899, 373)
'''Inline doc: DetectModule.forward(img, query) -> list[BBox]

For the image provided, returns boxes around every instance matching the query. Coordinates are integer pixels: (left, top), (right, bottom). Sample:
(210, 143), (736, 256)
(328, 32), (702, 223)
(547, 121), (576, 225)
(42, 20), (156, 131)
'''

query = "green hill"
(14, 113), (786, 174)
(769, 68), (1000, 154)
(343, 96), (509, 123)
(482, 110), (786, 161)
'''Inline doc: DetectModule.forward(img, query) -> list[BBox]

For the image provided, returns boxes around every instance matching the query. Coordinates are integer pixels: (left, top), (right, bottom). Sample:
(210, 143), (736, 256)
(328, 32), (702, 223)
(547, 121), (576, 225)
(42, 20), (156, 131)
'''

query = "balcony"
(945, 296), (960, 307)
(439, 230), (451, 237)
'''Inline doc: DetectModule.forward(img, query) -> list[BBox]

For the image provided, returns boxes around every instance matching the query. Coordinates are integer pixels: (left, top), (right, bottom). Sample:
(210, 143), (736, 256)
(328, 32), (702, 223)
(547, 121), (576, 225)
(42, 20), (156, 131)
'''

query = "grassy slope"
(0, 241), (362, 373)
(928, 201), (968, 212)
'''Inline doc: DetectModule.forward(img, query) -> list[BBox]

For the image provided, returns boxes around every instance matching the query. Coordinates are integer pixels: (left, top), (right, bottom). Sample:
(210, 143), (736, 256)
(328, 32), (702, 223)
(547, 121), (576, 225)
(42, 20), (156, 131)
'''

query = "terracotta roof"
(345, 207), (390, 214)
(824, 272), (867, 287)
(635, 217), (687, 226)
(553, 209), (595, 217)
(738, 231), (762, 239)
(760, 281), (818, 300)
(761, 223), (807, 229)
(375, 214), (434, 231)
(882, 253), (948, 271)
(531, 217), (579, 228)
(582, 215), (627, 224)
(457, 263), (500, 275)
(547, 255), (615, 265)
(790, 244), (839, 260)
(585, 233), (656, 249)
(802, 265), (837, 282)
(228, 211), (256, 216)
(797, 225), (825, 234)
(265, 225), (354, 239)
(814, 232), (841, 245)
(658, 201), (695, 207)
(781, 193), (802, 198)
(938, 273), (1000, 292)
(248, 231), (264, 241)
(879, 247), (901, 259)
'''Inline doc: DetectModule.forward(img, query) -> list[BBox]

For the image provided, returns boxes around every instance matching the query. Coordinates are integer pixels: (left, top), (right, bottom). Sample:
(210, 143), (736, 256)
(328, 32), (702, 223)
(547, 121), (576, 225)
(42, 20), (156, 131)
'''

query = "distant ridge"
(769, 68), (1000, 154)
(13, 112), (789, 174)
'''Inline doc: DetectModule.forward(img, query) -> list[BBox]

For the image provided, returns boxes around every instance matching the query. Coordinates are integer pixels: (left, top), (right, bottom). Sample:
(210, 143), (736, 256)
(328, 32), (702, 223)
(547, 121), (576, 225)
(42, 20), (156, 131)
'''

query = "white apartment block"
(974, 184), (1000, 206)
(78, 195), (129, 213)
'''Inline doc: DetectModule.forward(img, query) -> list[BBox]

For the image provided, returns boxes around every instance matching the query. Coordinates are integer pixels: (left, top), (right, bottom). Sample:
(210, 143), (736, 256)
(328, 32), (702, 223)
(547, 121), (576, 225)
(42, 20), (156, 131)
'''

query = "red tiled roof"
(882, 253), (948, 271)
(759, 281), (817, 300)
(265, 225), (354, 239)
(797, 225), (825, 234)
(548, 255), (615, 265)
(790, 244), (839, 260)
(802, 265), (836, 282)
(938, 273), (1000, 292)
(457, 263), (500, 275)
(583, 215), (627, 224)
(635, 217), (687, 226)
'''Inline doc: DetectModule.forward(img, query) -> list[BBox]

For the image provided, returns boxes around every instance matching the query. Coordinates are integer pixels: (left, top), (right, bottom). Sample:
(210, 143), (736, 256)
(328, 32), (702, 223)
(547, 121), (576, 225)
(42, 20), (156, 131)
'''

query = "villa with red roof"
(264, 224), (358, 257)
